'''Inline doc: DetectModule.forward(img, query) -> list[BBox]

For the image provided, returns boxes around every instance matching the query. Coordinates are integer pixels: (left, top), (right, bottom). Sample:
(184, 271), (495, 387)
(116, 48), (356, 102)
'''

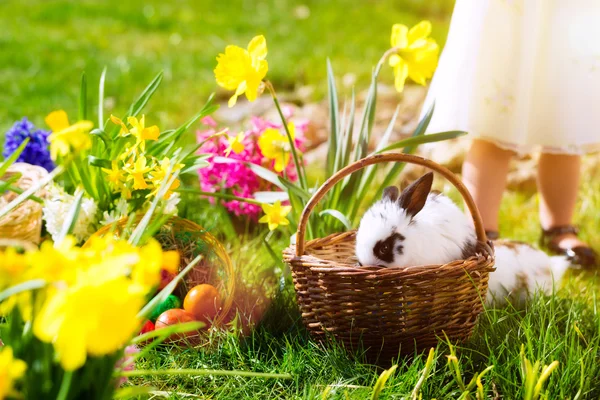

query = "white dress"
(423, 0), (600, 155)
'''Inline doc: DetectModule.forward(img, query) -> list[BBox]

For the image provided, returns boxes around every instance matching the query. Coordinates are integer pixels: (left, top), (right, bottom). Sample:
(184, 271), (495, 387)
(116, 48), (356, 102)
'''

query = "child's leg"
(537, 153), (580, 230)
(538, 153), (596, 266)
(462, 139), (515, 232)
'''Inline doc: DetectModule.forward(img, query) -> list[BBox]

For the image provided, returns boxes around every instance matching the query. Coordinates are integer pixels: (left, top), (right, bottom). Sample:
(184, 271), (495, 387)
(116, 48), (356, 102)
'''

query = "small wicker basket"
(0, 163), (49, 244)
(283, 153), (495, 357)
(89, 216), (235, 328)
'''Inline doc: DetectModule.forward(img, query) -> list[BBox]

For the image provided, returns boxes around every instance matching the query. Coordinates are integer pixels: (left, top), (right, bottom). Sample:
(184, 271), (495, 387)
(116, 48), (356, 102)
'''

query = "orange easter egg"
(183, 284), (221, 324)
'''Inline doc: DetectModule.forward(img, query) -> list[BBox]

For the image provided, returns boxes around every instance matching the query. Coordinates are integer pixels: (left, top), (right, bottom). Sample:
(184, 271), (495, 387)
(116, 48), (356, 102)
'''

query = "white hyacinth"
(42, 184), (99, 243)
(163, 193), (180, 215)
(100, 197), (129, 226)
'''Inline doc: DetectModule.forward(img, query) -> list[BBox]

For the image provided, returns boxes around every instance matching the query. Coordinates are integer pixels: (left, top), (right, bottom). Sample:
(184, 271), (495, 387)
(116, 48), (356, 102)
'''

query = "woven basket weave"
(0, 163), (49, 244)
(283, 153), (495, 357)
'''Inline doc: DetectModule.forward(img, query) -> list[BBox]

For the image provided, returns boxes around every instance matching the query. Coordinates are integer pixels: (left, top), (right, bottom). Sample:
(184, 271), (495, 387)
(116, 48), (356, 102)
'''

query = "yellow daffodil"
(101, 160), (126, 191)
(259, 200), (292, 231)
(132, 240), (179, 290)
(225, 132), (246, 156)
(0, 347), (27, 399)
(0, 247), (28, 290)
(33, 275), (145, 371)
(148, 157), (183, 199)
(110, 114), (130, 136)
(124, 155), (152, 190)
(26, 238), (80, 285)
(389, 20), (439, 92)
(258, 123), (296, 173)
(214, 35), (268, 107)
(128, 115), (160, 150)
(45, 110), (93, 159)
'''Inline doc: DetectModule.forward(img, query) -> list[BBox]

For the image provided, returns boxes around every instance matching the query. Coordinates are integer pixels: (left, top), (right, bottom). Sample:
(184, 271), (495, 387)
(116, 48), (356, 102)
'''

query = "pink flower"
(115, 345), (139, 387)
(197, 111), (307, 219)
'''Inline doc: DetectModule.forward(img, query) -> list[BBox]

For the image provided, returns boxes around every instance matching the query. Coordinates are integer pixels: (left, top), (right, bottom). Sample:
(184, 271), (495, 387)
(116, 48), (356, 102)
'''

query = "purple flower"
(3, 118), (55, 171)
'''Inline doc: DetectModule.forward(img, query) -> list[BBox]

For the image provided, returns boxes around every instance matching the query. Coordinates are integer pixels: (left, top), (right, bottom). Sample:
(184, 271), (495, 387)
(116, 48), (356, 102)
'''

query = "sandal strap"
(485, 230), (500, 240)
(542, 225), (580, 238)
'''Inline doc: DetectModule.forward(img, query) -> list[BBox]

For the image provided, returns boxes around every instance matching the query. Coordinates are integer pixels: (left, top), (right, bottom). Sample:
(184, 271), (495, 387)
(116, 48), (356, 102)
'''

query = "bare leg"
(462, 139), (515, 232)
(538, 153), (596, 266)
(538, 153), (586, 247)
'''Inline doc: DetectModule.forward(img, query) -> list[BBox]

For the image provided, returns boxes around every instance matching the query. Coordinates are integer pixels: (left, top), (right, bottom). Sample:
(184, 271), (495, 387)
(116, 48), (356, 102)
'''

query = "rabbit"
(486, 240), (569, 306)
(355, 172), (477, 269)
(355, 172), (569, 306)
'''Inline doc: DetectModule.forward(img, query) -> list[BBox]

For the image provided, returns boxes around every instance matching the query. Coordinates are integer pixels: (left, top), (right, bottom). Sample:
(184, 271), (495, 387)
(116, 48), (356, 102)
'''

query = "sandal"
(540, 225), (598, 268)
(485, 230), (500, 241)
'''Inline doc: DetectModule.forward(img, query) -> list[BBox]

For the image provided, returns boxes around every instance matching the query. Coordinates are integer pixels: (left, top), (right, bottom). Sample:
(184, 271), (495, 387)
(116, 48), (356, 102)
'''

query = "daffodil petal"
(248, 35), (267, 60)
(394, 59), (409, 93)
(45, 110), (70, 132)
(391, 24), (408, 48)
(408, 20), (432, 43)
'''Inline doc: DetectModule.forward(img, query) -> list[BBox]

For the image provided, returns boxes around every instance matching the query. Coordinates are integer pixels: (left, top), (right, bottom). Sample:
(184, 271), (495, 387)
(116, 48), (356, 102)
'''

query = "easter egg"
(158, 269), (177, 290)
(183, 284), (221, 323)
(140, 320), (155, 335)
(155, 309), (197, 342)
(149, 294), (182, 322)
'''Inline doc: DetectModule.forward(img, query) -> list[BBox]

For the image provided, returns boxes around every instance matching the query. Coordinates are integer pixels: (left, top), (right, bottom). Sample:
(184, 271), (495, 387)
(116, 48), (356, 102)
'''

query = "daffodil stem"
(375, 47), (401, 78)
(265, 81), (307, 190)
(177, 188), (263, 205)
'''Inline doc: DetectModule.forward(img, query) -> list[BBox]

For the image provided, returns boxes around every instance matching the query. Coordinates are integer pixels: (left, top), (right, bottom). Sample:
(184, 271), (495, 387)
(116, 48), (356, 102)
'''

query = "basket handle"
(295, 153), (487, 256)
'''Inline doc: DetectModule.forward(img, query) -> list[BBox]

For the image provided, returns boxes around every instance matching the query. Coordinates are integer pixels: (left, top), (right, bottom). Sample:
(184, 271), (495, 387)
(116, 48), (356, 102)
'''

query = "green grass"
(134, 173), (600, 399)
(0, 0), (454, 138)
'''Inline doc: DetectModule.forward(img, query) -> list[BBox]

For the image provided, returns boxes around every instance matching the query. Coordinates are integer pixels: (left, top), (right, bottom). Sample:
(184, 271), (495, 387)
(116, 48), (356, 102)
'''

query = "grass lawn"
(3, 0), (600, 398)
(143, 175), (600, 399)
(0, 0), (453, 137)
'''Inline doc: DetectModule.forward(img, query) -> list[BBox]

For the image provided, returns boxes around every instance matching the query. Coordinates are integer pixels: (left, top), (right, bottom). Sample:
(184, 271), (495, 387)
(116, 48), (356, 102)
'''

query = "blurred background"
(0, 0), (455, 136)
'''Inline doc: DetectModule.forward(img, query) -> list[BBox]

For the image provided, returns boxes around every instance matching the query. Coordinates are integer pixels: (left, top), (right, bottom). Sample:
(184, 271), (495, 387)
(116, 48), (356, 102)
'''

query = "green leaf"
(113, 386), (158, 399)
(326, 59), (339, 177)
(0, 138), (30, 177)
(87, 155), (112, 169)
(98, 67), (107, 129)
(371, 365), (397, 400)
(122, 369), (292, 380)
(79, 72), (87, 121)
(0, 279), (46, 303)
(318, 209), (352, 230)
(90, 128), (110, 146)
(375, 131), (467, 154)
(127, 71), (163, 118)
(253, 191), (289, 203)
(131, 321), (204, 345)
(55, 188), (84, 246)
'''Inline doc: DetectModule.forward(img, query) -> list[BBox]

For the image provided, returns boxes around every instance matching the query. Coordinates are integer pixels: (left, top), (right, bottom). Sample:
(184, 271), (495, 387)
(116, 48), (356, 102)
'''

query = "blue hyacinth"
(3, 118), (55, 171)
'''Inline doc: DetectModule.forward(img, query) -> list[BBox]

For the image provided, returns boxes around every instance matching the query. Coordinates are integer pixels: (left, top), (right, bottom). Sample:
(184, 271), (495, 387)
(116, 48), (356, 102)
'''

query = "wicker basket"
(0, 163), (49, 244)
(283, 153), (495, 357)
(88, 216), (235, 328)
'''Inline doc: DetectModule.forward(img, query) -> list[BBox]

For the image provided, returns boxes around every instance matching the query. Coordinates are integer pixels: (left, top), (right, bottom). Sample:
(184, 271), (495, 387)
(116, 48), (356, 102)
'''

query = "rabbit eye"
(373, 233), (405, 263)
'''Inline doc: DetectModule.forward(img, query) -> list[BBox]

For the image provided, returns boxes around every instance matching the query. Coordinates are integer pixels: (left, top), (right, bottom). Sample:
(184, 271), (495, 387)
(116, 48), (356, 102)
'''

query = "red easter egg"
(183, 284), (221, 325)
(155, 309), (198, 342)
(140, 320), (155, 335)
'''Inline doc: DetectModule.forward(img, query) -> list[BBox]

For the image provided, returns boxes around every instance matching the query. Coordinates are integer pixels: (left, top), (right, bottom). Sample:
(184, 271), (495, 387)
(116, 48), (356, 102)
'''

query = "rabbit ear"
(398, 172), (433, 217)
(382, 186), (400, 202)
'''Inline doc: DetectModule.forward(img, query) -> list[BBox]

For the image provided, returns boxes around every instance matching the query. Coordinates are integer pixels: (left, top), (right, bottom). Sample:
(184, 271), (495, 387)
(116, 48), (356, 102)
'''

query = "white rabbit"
(355, 172), (477, 268)
(486, 241), (569, 306)
(355, 172), (569, 306)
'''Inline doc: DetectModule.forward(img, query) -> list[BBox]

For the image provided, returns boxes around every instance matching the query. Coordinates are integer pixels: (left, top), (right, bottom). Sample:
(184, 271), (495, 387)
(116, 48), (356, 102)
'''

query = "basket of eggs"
(283, 153), (495, 358)
(87, 216), (235, 343)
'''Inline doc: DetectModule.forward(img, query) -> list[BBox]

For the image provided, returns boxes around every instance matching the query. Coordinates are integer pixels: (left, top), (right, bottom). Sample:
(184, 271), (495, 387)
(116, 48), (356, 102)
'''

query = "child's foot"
(541, 226), (598, 268)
